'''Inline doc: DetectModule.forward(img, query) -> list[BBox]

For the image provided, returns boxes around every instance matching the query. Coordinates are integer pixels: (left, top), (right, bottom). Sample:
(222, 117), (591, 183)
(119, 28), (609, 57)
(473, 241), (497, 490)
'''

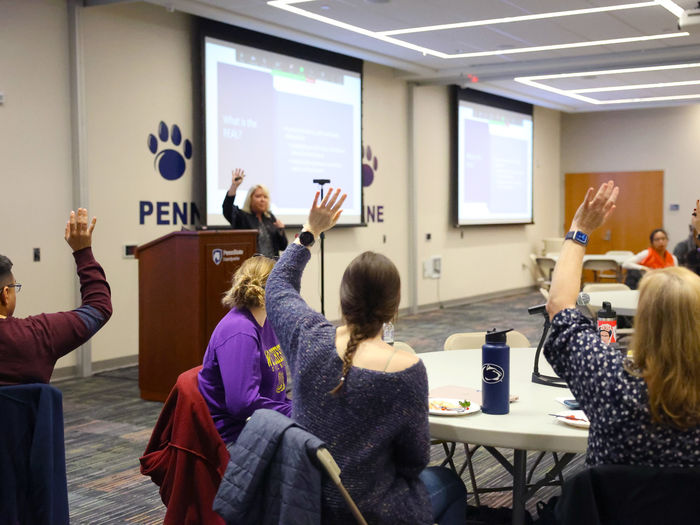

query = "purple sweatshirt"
(198, 307), (292, 443)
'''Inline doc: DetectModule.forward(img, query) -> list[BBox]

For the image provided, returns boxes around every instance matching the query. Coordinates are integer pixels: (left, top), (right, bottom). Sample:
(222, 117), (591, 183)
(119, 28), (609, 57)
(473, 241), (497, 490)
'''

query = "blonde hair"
(241, 184), (272, 218)
(626, 266), (700, 429)
(222, 255), (275, 310)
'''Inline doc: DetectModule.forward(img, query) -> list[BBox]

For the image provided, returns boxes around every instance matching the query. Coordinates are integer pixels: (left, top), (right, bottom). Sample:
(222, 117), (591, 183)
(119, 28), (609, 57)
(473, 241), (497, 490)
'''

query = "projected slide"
(204, 37), (362, 226)
(456, 99), (533, 226)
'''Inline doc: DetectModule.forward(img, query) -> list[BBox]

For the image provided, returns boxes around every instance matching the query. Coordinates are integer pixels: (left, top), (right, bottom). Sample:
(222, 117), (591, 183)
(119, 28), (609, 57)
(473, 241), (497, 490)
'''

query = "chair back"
(444, 330), (530, 350)
(215, 409), (367, 525)
(140, 366), (228, 525)
(316, 448), (368, 525)
(0, 383), (68, 525)
(533, 256), (556, 287)
(554, 464), (700, 525)
(582, 258), (620, 282)
(542, 237), (564, 254)
(393, 341), (416, 354)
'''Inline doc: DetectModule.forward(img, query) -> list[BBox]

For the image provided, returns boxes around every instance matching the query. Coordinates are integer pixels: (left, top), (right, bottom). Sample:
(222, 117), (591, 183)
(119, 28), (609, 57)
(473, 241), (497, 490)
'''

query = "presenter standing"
(222, 168), (288, 257)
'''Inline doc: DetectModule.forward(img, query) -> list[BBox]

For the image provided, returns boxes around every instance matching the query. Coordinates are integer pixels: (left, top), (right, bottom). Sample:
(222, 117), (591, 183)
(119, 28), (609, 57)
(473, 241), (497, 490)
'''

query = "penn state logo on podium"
(212, 249), (223, 265)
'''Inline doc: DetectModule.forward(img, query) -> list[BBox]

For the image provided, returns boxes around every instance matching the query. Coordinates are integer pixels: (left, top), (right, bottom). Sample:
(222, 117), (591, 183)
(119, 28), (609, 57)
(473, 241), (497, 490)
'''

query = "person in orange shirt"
(623, 228), (678, 288)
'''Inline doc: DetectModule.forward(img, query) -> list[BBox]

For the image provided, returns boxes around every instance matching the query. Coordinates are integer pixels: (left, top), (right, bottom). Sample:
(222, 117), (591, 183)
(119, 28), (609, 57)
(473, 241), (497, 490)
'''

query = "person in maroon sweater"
(0, 208), (112, 384)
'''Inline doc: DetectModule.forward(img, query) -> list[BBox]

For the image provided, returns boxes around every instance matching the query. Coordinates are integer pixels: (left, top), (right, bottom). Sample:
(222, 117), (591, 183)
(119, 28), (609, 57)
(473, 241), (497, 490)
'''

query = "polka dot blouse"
(544, 308), (700, 467)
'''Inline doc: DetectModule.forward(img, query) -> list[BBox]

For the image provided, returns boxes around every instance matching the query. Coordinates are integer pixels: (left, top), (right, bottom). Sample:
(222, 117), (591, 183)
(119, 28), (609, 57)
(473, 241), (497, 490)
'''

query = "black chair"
(553, 464), (700, 525)
(0, 384), (69, 525)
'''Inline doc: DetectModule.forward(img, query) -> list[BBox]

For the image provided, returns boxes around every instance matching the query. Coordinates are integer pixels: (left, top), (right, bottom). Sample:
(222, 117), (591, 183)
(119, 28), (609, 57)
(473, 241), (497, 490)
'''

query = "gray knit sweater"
(266, 243), (433, 525)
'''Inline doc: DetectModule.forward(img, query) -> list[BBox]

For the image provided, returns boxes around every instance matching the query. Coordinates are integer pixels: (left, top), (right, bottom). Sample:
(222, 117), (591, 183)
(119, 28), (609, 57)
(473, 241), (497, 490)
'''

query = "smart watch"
(298, 230), (315, 247)
(565, 230), (589, 247)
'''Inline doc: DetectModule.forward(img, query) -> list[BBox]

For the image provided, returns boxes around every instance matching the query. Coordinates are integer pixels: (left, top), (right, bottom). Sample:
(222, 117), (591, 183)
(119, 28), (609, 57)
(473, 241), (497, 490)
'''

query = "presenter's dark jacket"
(222, 194), (288, 257)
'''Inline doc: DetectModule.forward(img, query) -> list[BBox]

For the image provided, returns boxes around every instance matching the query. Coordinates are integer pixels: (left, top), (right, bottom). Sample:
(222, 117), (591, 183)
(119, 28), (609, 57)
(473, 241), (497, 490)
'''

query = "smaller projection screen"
(200, 20), (364, 227)
(452, 87), (534, 226)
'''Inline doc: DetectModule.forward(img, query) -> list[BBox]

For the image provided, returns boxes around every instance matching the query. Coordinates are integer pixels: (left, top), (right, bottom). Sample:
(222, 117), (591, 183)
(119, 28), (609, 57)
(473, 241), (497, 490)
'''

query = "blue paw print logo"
(362, 145), (378, 187)
(147, 121), (192, 181)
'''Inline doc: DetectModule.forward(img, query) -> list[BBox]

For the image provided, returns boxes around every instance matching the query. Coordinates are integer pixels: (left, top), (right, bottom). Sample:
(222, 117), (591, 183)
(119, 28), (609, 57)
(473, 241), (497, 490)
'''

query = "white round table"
(420, 348), (588, 525)
(586, 290), (639, 316)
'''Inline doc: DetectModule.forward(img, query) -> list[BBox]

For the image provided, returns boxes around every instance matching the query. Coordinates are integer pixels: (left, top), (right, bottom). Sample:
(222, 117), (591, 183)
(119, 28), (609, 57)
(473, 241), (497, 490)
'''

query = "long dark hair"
(330, 251), (401, 394)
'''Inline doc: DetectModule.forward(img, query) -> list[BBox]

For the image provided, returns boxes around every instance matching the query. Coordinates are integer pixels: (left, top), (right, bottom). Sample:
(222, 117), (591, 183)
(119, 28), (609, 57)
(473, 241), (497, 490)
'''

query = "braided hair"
(330, 251), (401, 394)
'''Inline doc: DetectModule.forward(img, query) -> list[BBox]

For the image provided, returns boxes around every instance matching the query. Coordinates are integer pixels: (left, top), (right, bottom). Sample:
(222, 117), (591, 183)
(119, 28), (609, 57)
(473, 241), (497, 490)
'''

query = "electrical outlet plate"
(423, 255), (442, 279)
(123, 245), (137, 259)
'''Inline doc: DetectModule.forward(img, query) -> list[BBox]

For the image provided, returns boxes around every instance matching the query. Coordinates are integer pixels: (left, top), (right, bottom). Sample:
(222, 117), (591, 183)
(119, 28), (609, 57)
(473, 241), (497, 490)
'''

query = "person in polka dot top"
(544, 184), (700, 467)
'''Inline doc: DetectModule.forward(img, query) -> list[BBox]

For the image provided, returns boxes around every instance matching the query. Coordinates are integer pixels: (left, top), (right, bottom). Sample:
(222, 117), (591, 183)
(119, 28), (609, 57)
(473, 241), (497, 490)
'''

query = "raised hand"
(65, 208), (96, 252)
(570, 180), (619, 235)
(306, 188), (347, 235)
(692, 199), (699, 234)
(230, 168), (245, 191)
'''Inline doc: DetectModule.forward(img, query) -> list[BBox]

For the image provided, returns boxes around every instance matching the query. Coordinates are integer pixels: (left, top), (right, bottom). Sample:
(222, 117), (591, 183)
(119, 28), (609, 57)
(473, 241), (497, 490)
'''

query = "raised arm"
(30, 209), (112, 367)
(266, 189), (346, 368)
(223, 169), (246, 226)
(547, 181), (618, 320)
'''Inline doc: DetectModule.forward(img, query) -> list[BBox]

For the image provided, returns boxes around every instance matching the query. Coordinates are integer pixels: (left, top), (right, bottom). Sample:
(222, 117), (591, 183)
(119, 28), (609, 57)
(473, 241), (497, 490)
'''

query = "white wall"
(0, 0), (77, 369)
(561, 105), (700, 249)
(412, 86), (562, 306)
(81, 3), (194, 363)
(2, 0), (562, 375)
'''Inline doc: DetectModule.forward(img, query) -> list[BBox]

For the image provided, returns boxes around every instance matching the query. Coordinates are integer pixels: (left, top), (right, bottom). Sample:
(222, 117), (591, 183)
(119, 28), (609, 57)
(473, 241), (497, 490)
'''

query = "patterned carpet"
(56, 288), (586, 524)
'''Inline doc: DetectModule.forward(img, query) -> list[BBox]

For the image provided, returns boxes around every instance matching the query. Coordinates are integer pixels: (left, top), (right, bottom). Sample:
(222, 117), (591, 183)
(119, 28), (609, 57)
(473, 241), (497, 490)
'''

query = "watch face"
(299, 231), (315, 246)
(574, 231), (589, 244)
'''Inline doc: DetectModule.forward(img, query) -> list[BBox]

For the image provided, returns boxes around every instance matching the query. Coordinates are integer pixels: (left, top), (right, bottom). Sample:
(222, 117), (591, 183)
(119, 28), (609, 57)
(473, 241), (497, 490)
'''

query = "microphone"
(528, 292), (589, 316)
(312, 178), (331, 185)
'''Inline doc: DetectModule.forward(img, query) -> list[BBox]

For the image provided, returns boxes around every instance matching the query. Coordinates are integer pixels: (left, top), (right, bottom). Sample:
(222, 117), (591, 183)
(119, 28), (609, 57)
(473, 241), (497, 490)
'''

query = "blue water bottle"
(481, 328), (511, 415)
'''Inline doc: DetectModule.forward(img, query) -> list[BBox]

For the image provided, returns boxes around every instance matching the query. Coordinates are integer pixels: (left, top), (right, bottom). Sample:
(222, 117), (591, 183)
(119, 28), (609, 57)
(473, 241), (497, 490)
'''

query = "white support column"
(407, 83), (418, 314)
(68, 0), (92, 377)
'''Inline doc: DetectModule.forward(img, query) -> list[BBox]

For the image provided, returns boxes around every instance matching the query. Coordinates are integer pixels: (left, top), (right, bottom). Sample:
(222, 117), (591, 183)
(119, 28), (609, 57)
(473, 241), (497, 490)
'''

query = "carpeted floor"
(56, 288), (587, 524)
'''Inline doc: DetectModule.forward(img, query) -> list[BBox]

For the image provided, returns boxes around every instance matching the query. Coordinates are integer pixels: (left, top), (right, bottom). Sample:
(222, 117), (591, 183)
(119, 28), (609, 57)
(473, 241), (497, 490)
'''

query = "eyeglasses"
(3, 283), (21, 293)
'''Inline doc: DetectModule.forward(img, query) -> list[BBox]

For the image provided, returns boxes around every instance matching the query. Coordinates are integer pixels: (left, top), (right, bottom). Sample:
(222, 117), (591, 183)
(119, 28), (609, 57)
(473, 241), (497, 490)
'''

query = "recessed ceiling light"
(515, 62), (700, 105)
(267, 1), (688, 60)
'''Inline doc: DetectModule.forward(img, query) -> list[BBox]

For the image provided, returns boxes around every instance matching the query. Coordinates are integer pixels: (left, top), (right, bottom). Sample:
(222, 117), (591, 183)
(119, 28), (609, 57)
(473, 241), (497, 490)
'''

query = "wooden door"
(565, 171), (663, 254)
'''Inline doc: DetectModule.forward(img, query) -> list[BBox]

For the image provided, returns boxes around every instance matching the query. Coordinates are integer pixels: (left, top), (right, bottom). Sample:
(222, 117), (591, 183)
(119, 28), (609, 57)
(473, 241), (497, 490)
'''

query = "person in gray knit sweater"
(266, 188), (467, 524)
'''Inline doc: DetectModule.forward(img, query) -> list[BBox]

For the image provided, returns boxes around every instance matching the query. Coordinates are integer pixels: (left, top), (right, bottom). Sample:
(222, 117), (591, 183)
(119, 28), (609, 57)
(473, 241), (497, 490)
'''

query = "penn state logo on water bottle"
(212, 249), (223, 265)
(482, 363), (505, 384)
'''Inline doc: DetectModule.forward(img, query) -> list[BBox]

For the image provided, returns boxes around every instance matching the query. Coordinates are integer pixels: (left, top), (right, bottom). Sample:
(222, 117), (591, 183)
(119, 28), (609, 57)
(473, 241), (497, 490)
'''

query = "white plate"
(429, 398), (481, 416)
(553, 410), (590, 429)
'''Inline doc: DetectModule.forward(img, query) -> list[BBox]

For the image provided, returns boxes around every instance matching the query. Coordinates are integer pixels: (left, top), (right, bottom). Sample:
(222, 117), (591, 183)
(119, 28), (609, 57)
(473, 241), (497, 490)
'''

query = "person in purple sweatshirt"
(0, 208), (112, 385)
(266, 189), (467, 525)
(198, 255), (292, 444)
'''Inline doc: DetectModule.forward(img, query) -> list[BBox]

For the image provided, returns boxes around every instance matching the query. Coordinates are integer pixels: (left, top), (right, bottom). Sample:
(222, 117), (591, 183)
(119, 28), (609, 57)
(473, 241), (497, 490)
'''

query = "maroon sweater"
(0, 247), (112, 384)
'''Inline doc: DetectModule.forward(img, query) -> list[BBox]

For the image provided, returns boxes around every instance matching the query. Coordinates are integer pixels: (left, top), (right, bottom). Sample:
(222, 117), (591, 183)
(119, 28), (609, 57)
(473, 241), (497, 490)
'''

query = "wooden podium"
(135, 230), (257, 401)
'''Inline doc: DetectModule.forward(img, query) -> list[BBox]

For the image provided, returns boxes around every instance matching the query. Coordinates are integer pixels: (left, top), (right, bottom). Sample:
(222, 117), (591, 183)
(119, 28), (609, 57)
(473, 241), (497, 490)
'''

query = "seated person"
(265, 189), (467, 525)
(198, 255), (291, 444)
(545, 182), (700, 467)
(623, 228), (677, 288)
(672, 199), (700, 276)
(0, 208), (112, 384)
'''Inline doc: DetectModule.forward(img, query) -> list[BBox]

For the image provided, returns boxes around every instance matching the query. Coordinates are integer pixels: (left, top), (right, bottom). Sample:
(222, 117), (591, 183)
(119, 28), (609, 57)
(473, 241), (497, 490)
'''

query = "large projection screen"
(453, 87), (534, 226)
(201, 22), (363, 227)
